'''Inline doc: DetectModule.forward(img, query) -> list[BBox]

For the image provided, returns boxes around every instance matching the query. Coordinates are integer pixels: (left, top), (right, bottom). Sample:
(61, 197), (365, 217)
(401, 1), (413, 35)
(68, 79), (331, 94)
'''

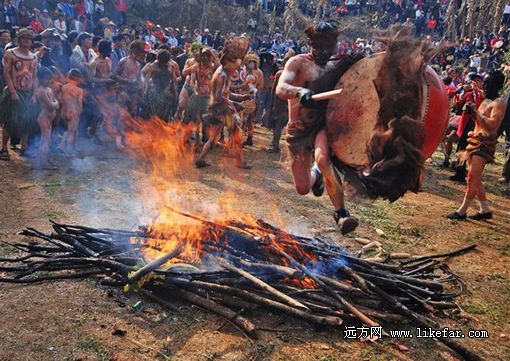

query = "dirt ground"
(0, 127), (509, 361)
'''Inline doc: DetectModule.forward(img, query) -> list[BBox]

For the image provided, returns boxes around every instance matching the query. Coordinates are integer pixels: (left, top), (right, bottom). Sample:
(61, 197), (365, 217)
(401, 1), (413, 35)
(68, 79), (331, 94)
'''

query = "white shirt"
(505, 5), (510, 14)
(85, 0), (94, 15)
(54, 18), (67, 34)
(470, 55), (481, 69)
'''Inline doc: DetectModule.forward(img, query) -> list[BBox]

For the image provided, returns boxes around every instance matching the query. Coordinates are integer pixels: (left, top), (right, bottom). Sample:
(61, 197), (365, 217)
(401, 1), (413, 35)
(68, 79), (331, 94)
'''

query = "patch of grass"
(75, 337), (110, 361)
(463, 299), (508, 319)
(486, 273), (507, 282)
(436, 185), (455, 198)
(461, 229), (503, 244)
(357, 347), (386, 361)
(495, 242), (510, 256)
(319, 356), (337, 361)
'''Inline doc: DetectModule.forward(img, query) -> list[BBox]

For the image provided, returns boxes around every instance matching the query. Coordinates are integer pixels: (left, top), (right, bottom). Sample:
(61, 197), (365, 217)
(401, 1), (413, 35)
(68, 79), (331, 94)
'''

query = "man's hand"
(297, 88), (315, 107)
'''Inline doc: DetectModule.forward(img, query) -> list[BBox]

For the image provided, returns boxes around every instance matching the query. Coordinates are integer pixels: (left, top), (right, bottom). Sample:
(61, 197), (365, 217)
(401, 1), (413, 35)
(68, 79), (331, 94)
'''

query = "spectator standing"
(40, 9), (52, 29)
(503, 1), (510, 26)
(114, 0), (127, 26)
(55, 13), (67, 34)
(30, 9), (44, 33)
(70, 31), (96, 76)
(1, 0), (17, 30)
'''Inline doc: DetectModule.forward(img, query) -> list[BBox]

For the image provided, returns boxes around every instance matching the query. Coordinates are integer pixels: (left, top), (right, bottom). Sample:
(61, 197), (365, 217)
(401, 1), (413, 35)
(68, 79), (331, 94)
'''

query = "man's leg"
(469, 155), (492, 219)
(0, 127), (10, 160)
(314, 129), (358, 234)
(290, 150), (315, 195)
(37, 115), (52, 167)
(196, 124), (221, 167)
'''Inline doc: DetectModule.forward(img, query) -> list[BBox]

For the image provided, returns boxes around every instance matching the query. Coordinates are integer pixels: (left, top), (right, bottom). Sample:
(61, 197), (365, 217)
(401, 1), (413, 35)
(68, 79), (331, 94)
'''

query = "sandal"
(446, 211), (467, 220)
(195, 159), (210, 168)
(311, 164), (324, 197)
(334, 209), (359, 235)
(469, 212), (493, 221)
(0, 149), (10, 161)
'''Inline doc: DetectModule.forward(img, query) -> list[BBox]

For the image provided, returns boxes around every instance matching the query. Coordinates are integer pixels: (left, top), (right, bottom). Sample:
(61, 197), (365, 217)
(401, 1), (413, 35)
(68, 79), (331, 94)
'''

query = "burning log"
(0, 213), (480, 360)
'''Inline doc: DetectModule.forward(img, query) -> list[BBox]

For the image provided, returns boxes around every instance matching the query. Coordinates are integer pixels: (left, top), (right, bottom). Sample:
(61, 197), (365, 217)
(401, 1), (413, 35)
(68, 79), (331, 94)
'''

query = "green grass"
(75, 337), (110, 361)
(461, 229), (503, 243)
(463, 299), (509, 319)
(349, 200), (425, 246)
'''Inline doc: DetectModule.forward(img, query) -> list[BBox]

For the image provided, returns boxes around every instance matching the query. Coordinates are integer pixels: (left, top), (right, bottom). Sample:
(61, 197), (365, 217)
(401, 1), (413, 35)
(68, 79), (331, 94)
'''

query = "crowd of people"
(0, 1), (509, 228)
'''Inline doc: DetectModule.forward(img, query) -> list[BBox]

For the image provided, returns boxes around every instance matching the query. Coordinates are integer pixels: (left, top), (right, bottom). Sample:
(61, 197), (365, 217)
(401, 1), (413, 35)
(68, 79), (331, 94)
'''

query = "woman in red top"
(426, 16), (437, 35)
(75, 0), (86, 17)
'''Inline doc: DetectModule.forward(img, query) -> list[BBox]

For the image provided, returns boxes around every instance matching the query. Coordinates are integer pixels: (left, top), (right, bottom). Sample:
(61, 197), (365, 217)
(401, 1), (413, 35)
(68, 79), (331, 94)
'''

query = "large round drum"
(326, 53), (449, 168)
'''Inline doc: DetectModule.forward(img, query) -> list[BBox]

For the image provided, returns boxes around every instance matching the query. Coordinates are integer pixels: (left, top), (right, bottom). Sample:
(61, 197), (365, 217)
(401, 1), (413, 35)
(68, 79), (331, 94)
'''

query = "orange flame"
(123, 116), (318, 286)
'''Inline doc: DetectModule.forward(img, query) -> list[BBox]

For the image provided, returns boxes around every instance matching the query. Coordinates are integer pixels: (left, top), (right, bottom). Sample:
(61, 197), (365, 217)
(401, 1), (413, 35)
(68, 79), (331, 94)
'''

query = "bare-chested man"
(0, 28), (38, 160)
(183, 47), (217, 149)
(195, 43), (252, 169)
(276, 22), (358, 234)
(113, 40), (146, 116)
(89, 39), (124, 150)
(174, 42), (202, 122)
(35, 67), (59, 169)
(447, 71), (506, 220)
(59, 69), (84, 155)
(241, 52), (264, 146)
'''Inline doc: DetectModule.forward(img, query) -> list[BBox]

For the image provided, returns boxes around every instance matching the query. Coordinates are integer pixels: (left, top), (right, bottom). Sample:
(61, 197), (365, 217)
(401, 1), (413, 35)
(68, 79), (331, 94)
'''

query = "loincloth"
(458, 132), (497, 164)
(183, 94), (209, 123)
(286, 112), (324, 156)
(0, 87), (37, 138)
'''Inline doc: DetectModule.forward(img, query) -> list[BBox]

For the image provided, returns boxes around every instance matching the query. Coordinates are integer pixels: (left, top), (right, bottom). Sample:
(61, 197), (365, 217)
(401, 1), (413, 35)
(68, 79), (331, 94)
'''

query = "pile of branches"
(0, 209), (479, 360)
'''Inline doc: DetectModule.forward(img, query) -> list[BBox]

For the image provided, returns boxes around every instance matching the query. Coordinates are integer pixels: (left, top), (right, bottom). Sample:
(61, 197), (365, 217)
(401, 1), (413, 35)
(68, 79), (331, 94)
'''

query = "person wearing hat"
(202, 28), (213, 47)
(30, 9), (44, 34)
(70, 32), (96, 76)
(0, 28), (38, 160)
(40, 9), (53, 30)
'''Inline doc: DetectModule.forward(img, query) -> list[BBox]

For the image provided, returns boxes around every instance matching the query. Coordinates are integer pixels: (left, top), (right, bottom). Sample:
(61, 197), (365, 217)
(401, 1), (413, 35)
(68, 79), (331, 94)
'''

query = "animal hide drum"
(323, 28), (449, 202)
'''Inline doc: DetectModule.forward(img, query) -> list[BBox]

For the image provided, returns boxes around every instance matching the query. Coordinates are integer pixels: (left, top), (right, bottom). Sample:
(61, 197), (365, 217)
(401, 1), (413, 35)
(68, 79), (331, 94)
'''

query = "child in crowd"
(35, 67), (59, 169)
(59, 69), (85, 155)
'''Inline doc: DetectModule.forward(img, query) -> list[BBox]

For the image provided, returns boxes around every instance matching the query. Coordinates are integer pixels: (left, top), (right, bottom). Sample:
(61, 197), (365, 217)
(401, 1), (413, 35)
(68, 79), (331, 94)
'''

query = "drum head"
(326, 54), (384, 167)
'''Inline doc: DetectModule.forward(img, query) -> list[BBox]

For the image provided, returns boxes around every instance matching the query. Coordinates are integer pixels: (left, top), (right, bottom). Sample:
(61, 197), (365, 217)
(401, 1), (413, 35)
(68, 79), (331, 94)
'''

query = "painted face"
(246, 61), (256, 70)
(311, 41), (336, 66)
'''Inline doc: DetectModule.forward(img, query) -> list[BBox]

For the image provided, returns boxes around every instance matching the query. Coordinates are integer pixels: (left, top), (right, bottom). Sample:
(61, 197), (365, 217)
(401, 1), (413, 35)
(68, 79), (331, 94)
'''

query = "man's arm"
(275, 56), (303, 100)
(112, 58), (133, 84)
(2, 51), (18, 100)
(476, 100), (506, 133)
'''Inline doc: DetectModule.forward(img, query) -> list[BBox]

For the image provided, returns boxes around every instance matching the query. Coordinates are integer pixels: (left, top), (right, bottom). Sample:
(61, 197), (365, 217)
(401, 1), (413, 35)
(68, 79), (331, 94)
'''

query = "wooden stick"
(173, 289), (258, 338)
(311, 88), (343, 101)
(127, 244), (183, 284)
(400, 244), (477, 265)
(164, 278), (343, 327)
(216, 259), (310, 311)
(271, 243), (380, 328)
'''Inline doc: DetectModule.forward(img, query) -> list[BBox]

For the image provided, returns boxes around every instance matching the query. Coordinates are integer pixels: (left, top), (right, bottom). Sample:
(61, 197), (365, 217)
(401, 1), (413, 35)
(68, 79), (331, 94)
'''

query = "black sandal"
(446, 211), (467, 220)
(469, 212), (493, 220)
(0, 149), (10, 161)
(195, 160), (210, 168)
